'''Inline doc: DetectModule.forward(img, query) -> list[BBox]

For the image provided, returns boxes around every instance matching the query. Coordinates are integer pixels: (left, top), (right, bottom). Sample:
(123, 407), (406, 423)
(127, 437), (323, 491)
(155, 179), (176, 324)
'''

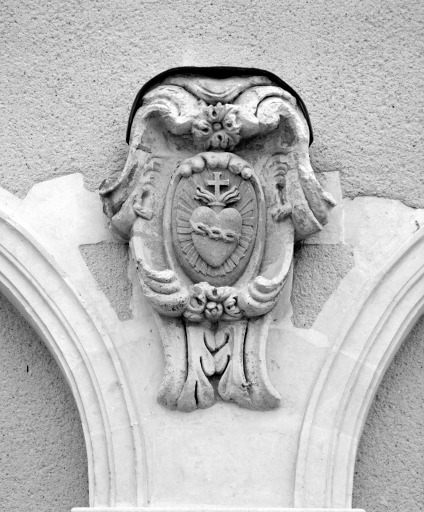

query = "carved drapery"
(100, 69), (335, 412)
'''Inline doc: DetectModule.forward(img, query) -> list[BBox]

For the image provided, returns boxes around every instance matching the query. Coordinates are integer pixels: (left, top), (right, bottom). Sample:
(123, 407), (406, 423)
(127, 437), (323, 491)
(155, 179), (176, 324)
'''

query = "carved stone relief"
(100, 68), (336, 412)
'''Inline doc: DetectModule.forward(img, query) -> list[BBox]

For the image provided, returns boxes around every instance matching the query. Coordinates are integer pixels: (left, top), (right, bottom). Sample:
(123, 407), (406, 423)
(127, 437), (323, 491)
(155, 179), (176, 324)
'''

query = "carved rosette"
(100, 69), (336, 412)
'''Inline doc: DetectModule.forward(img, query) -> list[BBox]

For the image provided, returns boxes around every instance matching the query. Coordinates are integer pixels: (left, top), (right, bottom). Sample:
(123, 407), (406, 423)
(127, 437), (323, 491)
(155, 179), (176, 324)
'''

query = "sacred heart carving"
(170, 158), (259, 287)
(190, 206), (242, 267)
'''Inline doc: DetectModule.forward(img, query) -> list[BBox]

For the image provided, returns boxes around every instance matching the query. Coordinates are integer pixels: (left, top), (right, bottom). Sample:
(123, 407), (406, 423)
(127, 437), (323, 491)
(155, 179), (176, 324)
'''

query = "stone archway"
(352, 313), (424, 510)
(0, 207), (145, 508)
(294, 226), (424, 508)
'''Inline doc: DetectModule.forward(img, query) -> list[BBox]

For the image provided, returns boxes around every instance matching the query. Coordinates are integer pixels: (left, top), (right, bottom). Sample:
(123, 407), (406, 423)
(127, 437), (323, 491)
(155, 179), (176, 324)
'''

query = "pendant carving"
(99, 68), (336, 412)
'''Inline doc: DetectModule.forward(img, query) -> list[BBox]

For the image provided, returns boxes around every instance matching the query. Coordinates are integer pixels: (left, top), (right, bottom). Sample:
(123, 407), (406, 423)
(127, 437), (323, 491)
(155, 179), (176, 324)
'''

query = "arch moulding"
(294, 225), (424, 509)
(0, 207), (146, 508)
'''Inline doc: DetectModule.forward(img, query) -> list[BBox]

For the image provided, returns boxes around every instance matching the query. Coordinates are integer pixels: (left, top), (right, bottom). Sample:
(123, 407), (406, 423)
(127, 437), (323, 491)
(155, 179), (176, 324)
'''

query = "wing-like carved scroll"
(235, 85), (335, 239)
(234, 85), (297, 138)
(100, 85), (206, 240)
(141, 85), (206, 136)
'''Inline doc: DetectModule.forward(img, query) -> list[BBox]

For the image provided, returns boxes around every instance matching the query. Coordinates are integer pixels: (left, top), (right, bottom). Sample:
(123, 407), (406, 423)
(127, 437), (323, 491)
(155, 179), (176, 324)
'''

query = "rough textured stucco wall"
(1, 0), (423, 206)
(0, 293), (89, 511)
(0, 1), (423, 511)
(80, 241), (133, 321)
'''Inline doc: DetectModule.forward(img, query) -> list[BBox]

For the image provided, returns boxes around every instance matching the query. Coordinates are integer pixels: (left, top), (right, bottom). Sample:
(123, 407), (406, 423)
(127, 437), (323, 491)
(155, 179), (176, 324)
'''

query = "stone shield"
(168, 155), (262, 287)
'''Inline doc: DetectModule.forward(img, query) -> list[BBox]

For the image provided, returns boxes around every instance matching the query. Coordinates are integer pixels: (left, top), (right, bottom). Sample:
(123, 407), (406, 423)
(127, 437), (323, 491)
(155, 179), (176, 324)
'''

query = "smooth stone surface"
(72, 509), (365, 512)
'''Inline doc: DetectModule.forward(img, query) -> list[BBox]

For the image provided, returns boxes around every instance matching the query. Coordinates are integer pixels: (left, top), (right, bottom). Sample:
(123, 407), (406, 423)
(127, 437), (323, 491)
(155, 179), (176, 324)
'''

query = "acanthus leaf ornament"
(100, 69), (335, 412)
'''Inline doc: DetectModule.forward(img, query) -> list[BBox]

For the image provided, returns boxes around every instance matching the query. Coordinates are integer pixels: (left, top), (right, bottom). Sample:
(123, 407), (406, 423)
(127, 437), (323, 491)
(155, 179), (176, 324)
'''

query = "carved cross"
(207, 172), (229, 198)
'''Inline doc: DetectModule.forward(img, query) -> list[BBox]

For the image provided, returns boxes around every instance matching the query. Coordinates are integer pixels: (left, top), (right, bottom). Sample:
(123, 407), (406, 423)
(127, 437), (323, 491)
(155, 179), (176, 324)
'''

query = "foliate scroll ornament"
(100, 70), (336, 412)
